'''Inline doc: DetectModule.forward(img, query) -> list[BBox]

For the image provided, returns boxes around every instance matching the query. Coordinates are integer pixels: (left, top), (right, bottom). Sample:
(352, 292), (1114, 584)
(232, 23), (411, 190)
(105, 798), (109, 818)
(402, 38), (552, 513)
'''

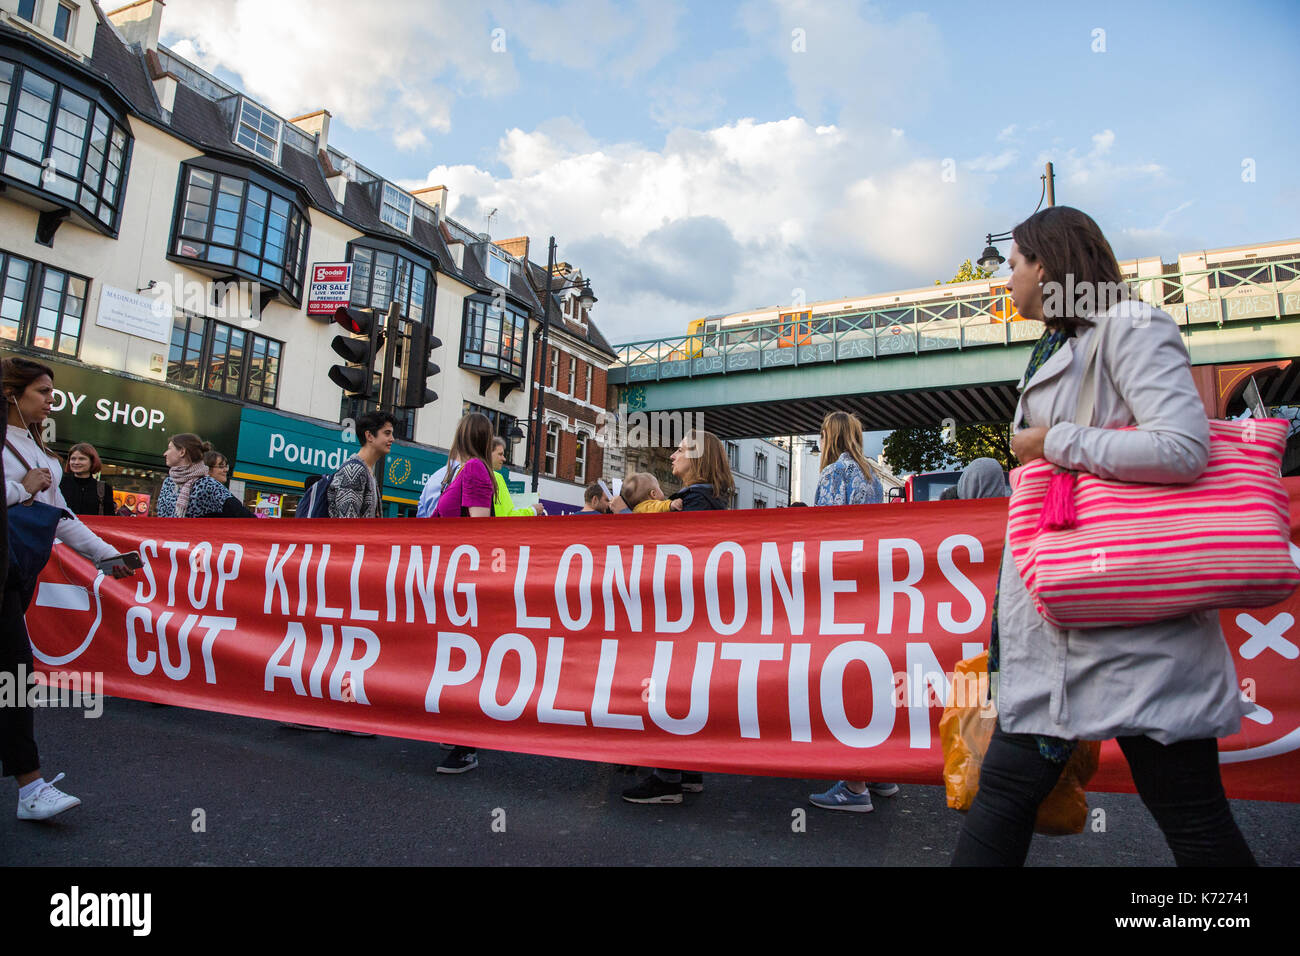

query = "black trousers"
(0, 577), (39, 778)
(952, 722), (1256, 866)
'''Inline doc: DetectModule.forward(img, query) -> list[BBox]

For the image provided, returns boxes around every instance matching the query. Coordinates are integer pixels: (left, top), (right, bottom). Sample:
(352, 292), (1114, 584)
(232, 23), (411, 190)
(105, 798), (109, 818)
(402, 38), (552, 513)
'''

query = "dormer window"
(487, 249), (510, 287)
(234, 98), (281, 164)
(53, 2), (75, 42)
(380, 183), (413, 233)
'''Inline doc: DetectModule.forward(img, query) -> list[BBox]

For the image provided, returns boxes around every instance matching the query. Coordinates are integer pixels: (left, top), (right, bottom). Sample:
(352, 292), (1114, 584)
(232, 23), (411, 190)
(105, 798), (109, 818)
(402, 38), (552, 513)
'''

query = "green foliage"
(881, 422), (1016, 476)
(935, 259), (995, 285)
(884, 260), (1008, 474)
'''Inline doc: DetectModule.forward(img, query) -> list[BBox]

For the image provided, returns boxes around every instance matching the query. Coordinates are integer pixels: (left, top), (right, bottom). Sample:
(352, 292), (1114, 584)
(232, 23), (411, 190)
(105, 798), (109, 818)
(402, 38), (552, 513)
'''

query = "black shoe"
(681, 772), (704, 793)
(437, 747), (478, 774)
(622, 775), (683, 804)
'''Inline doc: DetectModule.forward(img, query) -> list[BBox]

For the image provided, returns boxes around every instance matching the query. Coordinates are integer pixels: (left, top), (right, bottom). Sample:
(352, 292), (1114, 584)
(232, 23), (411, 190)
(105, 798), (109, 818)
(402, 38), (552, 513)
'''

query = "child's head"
(621, 472), (663, 509)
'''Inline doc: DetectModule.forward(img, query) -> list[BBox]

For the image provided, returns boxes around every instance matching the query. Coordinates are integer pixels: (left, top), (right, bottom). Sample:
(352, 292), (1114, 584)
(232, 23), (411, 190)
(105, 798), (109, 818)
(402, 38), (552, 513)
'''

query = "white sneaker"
(17, 772), (82, 821)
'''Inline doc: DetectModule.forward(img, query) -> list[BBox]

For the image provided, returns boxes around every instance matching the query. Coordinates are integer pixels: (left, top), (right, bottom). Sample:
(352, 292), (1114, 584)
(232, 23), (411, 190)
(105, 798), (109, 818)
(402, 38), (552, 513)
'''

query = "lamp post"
(527, 237), (598, 493)
(977, 161), (1056, 271)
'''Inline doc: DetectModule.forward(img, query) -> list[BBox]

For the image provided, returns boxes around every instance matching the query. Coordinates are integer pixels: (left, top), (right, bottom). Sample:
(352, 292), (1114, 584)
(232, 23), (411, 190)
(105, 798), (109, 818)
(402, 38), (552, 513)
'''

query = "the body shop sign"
(307, 262), (353, 317)
(42, 359), (241, 467)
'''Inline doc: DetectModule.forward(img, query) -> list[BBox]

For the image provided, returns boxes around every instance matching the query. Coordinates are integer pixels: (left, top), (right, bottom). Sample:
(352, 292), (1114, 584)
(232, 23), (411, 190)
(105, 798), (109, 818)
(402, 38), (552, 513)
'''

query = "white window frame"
(53, 0), (75, 42)
(549, 349), (559, 389)
(233, 97), (282, 164)
(574, 433), (587, 483)
(777, 462), (788, 490)
(487, 249), (511, 287)
(545, 421), (560, 477)
(380, 183), (413, 234)
(754, 451), (768, 483)
(727, 442), (739, 470)
(754, 495), (767, 509)
(15, 0), (40, 26)
(585, 365), (592, 403)
(568, 357), (576, 396)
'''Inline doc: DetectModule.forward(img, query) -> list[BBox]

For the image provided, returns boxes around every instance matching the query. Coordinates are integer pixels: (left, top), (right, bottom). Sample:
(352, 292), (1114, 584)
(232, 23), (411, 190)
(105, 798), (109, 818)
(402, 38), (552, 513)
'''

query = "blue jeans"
(951, 722), (1256, 866)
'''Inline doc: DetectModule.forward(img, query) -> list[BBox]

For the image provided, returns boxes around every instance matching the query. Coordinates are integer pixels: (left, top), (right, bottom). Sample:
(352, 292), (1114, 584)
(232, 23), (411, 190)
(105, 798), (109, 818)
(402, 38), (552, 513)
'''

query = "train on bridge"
(654, 237), (1300, 363)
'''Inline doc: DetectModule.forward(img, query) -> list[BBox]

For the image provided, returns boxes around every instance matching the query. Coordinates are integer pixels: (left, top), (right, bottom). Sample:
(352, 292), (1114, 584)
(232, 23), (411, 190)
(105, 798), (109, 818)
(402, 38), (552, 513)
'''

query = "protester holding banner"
(157, 434), (249, 518)
(950, 206), (1257, 866)
(432, 412), (500, 773)
(623, 429), (734, 804)
(3, 356), (134, 821)
(490, 438), (545, 517)
(808, 411), (897, 812)
(59, 443), (115, 516)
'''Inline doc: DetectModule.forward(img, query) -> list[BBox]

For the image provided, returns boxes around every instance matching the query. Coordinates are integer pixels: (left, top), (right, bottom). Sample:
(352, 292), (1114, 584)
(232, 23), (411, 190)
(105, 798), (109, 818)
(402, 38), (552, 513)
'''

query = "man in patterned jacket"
(327, 410), (394, 519)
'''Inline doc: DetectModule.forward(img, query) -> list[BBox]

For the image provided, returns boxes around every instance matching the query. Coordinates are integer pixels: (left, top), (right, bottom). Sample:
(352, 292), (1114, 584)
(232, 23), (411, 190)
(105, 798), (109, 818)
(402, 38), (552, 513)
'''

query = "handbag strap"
(5, 437), (36, 474)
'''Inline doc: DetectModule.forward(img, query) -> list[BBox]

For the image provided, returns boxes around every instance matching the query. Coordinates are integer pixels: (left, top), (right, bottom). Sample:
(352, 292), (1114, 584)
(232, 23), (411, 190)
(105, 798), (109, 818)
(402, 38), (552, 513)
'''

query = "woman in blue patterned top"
(814, 411), (883, 507)
(809, 411), (896, 812)
(156, 434), (250, 518)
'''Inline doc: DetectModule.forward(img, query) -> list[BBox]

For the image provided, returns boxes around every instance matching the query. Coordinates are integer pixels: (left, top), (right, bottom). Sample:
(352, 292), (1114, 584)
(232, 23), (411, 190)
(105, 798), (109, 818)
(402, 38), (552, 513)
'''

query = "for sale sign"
(306, 262), (353, 316)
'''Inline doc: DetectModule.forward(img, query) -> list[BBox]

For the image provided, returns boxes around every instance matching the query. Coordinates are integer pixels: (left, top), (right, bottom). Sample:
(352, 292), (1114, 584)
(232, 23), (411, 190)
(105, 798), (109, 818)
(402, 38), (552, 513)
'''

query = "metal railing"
(608, 256), (1300, 384)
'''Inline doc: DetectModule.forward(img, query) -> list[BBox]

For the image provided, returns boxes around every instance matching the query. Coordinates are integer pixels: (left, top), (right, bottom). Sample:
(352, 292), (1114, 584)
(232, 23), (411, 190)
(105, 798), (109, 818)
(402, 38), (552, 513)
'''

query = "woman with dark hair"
(622, 428), (733, 804)
(430, 412), (498, 773)
(204, 449), (231, 485)
(157, 434), (249, 518)
(2, 357), (135, 820)
(59, 442), (115, 516)
(951, 206), (1256, 866)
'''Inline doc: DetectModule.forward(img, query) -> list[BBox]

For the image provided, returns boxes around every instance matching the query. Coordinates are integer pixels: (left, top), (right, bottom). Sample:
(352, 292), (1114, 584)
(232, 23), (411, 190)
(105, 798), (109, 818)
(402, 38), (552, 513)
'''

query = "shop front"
(40, 358), (242, 515)
(234, 407), (447, 517)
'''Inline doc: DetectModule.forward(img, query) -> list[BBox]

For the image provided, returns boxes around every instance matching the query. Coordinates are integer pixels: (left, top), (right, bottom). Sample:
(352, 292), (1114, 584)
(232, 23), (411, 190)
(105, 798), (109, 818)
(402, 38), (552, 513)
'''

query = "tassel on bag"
(1035, 469), (1078, 532)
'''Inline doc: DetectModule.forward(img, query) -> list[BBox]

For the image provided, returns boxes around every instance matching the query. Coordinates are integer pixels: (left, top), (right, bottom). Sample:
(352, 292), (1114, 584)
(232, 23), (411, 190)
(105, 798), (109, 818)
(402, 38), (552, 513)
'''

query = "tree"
(881, 422), (1015, 475)
(936, 258), (994, 285)
(882, 260), (1010, 474)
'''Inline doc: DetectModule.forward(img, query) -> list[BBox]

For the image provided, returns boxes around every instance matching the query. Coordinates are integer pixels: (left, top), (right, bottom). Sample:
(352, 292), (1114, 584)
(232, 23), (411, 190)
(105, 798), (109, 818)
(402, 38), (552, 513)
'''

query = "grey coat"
(997, 301), (1250, 744)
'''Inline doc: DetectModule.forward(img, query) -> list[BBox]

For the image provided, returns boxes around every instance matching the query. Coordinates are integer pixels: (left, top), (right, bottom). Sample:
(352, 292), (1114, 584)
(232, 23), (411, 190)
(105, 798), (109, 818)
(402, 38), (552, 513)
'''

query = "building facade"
(0, 0), (600, 514)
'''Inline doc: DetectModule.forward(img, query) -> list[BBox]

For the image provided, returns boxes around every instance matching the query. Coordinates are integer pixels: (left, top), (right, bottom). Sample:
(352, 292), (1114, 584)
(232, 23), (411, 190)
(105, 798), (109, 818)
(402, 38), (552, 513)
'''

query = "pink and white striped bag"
(1008, 418), (1299, 628)
(1007, 320), (1299, 628)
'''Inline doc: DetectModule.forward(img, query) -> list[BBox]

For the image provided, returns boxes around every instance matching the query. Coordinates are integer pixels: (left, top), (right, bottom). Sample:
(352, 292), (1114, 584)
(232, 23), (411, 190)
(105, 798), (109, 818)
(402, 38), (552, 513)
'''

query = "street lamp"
(527, 237), (599, 492)
(977, 161), (1056, 271)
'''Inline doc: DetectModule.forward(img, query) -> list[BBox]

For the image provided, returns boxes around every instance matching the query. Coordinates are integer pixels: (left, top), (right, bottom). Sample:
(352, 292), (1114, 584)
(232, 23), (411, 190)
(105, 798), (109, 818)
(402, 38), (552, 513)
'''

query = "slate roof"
(525, 259), (617, 360)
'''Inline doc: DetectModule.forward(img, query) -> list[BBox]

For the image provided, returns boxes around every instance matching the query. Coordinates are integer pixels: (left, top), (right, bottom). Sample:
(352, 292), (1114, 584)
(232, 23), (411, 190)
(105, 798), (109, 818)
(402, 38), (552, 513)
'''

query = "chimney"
(413, 185), (448, 220)
(494, 237), (530, 261)
(107, 0), (165, 54)
(290, 109), (331, 149)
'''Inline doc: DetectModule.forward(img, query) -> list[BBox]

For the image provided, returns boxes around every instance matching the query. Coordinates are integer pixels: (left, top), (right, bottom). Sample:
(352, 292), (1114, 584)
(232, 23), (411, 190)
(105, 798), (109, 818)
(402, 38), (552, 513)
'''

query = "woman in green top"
(490, 438), (547, 517)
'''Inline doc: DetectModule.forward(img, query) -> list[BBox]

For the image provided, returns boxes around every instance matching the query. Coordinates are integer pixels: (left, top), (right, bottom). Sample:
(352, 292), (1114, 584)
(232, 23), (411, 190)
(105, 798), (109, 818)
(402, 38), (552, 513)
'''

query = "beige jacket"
(997, 301), (1250, 744)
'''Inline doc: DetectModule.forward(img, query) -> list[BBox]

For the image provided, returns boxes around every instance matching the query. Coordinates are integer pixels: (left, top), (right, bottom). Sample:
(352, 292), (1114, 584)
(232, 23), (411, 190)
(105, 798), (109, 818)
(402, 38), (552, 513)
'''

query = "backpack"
(296, 474), (333, 518)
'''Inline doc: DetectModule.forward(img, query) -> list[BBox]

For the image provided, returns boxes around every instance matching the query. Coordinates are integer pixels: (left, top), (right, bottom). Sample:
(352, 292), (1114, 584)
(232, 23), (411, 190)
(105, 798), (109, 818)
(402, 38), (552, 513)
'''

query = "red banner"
(25, 481), (1300, 802)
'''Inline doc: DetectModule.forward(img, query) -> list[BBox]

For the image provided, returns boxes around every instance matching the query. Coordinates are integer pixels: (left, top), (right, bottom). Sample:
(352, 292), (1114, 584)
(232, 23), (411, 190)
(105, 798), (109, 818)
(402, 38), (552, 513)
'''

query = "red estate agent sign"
(306, 262), (353, 316)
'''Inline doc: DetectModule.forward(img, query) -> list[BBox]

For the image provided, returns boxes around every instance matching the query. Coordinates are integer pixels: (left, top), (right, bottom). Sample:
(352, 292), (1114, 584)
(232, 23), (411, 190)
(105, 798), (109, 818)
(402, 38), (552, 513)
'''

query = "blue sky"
(163, 0), (1300, 344)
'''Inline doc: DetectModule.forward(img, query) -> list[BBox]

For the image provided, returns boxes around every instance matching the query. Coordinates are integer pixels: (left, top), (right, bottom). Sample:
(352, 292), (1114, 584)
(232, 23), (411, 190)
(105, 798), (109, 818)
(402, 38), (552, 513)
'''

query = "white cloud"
(492, 0), (683, 81)
(160, 0), (518, 145)
(739, 0), (948, 126)
(1042, 130), (1164, 194)
(420, 117), (991, 340)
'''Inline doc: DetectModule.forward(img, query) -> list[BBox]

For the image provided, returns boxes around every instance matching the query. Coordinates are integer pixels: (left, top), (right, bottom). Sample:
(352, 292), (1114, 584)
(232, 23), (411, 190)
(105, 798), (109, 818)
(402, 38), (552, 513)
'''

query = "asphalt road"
(3, 696), (1297, 866)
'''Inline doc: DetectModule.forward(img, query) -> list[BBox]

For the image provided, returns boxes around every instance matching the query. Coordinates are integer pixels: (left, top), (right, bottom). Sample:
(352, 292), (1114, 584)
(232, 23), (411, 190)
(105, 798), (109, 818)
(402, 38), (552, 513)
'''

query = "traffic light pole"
(373, 300), (403, 510)
(531, 236), (557, 494)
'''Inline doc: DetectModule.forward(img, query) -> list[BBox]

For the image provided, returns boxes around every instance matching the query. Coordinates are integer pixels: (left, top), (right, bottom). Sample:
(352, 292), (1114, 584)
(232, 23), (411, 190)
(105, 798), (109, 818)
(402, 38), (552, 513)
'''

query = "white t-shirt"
(4, 425), (116, 563)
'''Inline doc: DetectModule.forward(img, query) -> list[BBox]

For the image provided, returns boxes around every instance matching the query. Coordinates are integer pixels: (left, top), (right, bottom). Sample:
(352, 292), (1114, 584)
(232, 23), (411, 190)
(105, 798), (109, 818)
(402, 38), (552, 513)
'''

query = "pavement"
(3, 696), (1297, 866)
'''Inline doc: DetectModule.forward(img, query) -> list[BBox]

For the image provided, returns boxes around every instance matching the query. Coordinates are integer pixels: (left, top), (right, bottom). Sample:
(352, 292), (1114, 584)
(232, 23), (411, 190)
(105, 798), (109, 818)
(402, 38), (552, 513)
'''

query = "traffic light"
(399, 321), (442, 408)
(328, 306), (385, 398)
